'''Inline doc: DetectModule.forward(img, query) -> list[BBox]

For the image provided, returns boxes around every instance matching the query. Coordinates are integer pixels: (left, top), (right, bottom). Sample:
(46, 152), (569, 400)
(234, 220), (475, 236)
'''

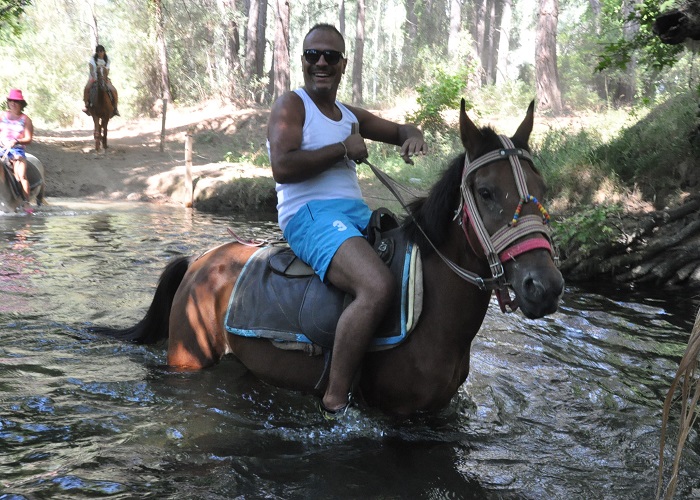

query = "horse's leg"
(103, 118), (109, 149)
(93, 117), (100, 151)
(167, 244), (253, 370)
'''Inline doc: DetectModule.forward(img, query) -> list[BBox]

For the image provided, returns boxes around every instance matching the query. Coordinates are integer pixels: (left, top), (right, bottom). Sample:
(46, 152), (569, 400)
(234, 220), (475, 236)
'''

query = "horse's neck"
(425, 217), (491, 282)
(414, 221), (492, 348)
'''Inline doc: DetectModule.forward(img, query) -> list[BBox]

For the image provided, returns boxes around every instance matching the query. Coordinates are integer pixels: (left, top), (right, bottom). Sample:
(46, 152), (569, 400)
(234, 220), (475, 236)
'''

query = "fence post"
(184, 128), (194, 208)
(159, 98), (168, 153)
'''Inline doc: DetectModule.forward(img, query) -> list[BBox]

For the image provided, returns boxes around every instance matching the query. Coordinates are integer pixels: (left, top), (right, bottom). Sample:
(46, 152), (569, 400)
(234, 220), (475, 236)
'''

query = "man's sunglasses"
(303, 49), (344, 65)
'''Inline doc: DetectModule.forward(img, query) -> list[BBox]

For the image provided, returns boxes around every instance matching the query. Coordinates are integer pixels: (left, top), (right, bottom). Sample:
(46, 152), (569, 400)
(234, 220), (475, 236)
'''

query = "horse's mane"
(402, 126), (529, 256)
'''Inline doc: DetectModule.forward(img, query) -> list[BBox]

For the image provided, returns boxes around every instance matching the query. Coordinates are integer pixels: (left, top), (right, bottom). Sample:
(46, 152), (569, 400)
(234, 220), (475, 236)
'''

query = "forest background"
(0, 0), (699, 287)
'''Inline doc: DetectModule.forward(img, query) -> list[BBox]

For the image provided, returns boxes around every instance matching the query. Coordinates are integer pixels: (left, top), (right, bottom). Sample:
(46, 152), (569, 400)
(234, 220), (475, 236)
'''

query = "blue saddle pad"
(224, 233), (422, 351)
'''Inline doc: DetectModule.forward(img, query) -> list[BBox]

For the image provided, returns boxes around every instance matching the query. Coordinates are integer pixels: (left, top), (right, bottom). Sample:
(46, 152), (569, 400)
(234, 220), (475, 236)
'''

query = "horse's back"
(26, 153), (44, 184)
(167, 242), (261, 369)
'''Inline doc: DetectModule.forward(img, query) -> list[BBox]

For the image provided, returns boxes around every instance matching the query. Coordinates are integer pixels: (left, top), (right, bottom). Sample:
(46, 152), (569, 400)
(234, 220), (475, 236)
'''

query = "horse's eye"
(477, 188), (493, 201)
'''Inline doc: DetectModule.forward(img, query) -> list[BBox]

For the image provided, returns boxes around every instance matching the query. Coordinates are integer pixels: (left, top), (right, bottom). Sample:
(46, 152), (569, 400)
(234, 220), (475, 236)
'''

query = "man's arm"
(267, 92), (351, 184)
(348, 105), (427, 164)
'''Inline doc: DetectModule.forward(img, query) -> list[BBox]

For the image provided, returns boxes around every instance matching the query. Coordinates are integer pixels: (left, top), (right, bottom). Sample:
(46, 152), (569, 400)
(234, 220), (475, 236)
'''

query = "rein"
(364, 135), (555, 313)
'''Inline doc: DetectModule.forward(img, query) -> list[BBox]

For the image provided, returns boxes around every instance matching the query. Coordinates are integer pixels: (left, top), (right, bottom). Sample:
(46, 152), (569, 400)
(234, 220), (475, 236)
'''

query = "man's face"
(301, 29), (347, 96)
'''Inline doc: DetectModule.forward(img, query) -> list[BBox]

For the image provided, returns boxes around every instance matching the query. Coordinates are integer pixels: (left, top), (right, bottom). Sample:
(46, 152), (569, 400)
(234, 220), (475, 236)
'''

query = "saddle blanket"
(224, 238), (423, 351)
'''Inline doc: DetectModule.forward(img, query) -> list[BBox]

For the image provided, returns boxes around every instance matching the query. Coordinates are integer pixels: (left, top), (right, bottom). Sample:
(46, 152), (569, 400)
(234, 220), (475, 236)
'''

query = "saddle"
(224, 208), (424, 354)
(88, 83), (116, 109)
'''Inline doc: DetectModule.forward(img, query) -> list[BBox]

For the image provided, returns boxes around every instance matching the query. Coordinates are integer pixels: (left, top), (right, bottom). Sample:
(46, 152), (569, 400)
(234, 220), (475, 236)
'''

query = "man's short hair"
(304, 23), (345, 52)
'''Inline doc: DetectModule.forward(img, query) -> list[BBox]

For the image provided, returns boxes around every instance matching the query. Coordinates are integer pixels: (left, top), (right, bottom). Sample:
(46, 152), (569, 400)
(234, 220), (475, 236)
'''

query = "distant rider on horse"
(82, 44), (120, 118)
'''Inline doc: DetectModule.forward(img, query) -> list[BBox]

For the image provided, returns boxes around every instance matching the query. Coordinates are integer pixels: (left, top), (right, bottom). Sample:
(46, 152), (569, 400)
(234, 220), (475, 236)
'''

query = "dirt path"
(30, 103), (274, 207)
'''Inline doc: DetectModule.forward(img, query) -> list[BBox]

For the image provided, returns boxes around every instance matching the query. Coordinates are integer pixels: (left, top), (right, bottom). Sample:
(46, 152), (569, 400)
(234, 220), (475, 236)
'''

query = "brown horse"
(90, 65), (114, 151)
(93, 101), (564, 417)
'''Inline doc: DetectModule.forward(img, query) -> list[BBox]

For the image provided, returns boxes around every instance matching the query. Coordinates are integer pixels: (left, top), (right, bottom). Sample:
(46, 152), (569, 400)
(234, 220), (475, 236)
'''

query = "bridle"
(455, 134), (556, 312)
(96, 66), (106, 89)
(364, 134), (556, 313)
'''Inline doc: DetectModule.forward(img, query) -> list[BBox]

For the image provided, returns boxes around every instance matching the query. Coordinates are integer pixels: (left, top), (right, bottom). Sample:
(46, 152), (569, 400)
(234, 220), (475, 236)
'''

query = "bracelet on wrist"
(340, 141), (349, 162)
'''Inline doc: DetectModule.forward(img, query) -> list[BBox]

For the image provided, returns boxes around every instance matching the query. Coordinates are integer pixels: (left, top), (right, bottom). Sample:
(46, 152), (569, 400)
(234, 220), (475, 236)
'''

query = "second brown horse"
(90, 65), (114, 151)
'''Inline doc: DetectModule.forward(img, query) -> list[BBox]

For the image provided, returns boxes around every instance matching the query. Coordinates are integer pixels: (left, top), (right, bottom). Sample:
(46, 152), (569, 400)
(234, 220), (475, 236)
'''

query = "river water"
(1, 200), (699, 499)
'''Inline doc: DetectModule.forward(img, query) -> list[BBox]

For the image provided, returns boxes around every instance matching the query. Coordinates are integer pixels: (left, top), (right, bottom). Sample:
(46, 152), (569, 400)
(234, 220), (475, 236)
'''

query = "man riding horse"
(267, 23), (428, 417)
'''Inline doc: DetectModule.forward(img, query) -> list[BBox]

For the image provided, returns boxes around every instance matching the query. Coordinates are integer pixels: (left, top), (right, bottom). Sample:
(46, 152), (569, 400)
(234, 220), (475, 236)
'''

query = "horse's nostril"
(523, 276), (545, 299)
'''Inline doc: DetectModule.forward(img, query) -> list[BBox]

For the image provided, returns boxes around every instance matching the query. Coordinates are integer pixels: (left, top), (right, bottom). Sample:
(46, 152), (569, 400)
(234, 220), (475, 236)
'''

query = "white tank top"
(274, 88), (361, 231)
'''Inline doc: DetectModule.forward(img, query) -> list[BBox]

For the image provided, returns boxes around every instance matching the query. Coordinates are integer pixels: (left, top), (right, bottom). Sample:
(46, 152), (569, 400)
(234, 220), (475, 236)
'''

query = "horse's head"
(96, 65), (108, 89)
(459, 99), (564, 318)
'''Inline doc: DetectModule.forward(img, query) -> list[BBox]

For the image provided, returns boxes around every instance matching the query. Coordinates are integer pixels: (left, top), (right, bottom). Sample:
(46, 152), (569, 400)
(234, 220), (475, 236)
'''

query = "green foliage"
(0, 0), (31, 41)
(596, 0), (684, 73)
(533, 89), (697, 211)
(535, 126), (610, 206)
(471, 80), (535, 117)
(356, 127), (462, 200)
(225, 146), (269, 167)
(196, 176), (276, 213)
(552, 204), (622, 256)
(594, 91), (696, 195)
(406, 67), (473, 133)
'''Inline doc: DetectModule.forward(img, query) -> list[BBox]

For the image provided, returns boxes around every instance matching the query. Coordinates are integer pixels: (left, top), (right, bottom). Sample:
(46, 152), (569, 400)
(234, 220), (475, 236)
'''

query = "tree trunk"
(403, 0), (418, 62)
(219, 0), (240, 100)
(87, 4), (98, 48)
(338, 0), (346, 36)
(617, 0), (640, 105)
(474, 0), (487, 84)
(245, 0), (260, 76)
(152, 0), (172, 102)
(272, 0), (290, 101)
(535, 0), (562, 115)
(447, 0), (461, 60)
(352, 0), (365, 104)
(588, 0), (607, 100)
(485, 0), (502, 84)
(496, 0), (512, 85)
(255, 0), (267, 79)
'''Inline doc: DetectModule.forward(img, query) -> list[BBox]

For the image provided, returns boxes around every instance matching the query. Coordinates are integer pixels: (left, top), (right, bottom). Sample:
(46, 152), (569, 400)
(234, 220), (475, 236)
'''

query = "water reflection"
(0, 199), (699, 498)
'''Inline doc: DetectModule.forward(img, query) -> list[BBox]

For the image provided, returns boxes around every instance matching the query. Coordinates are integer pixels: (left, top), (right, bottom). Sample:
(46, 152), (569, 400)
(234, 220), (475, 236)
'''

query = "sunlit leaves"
(0, 0), (32, 41)
(596, 0), (685, 73)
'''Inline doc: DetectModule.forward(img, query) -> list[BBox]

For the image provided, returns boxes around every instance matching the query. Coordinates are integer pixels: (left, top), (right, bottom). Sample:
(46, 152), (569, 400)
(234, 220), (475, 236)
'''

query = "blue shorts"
(283, 198), (372, 282)
(3, 147), (26, 162)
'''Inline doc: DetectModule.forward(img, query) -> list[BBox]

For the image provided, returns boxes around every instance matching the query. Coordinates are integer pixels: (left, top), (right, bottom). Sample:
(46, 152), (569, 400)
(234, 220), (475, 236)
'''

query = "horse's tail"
(90, 255), (192, 344)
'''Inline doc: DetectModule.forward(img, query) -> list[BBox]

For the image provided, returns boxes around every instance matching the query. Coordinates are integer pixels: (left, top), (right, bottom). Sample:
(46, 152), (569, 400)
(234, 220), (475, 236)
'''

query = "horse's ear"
(513, 100), (535, 146)
(459, 98), (483, 159)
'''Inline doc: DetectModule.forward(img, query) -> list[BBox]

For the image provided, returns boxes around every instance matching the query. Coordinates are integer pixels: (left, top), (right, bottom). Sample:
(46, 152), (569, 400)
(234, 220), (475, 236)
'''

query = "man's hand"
(343, 132), (368, 163)
(400, 136), (428, 165)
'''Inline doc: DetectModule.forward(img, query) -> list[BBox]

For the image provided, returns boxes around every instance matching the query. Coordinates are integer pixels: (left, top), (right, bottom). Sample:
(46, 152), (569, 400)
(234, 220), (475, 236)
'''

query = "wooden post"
(159, 98), (168, 152)
(184, 128), (194, 208)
